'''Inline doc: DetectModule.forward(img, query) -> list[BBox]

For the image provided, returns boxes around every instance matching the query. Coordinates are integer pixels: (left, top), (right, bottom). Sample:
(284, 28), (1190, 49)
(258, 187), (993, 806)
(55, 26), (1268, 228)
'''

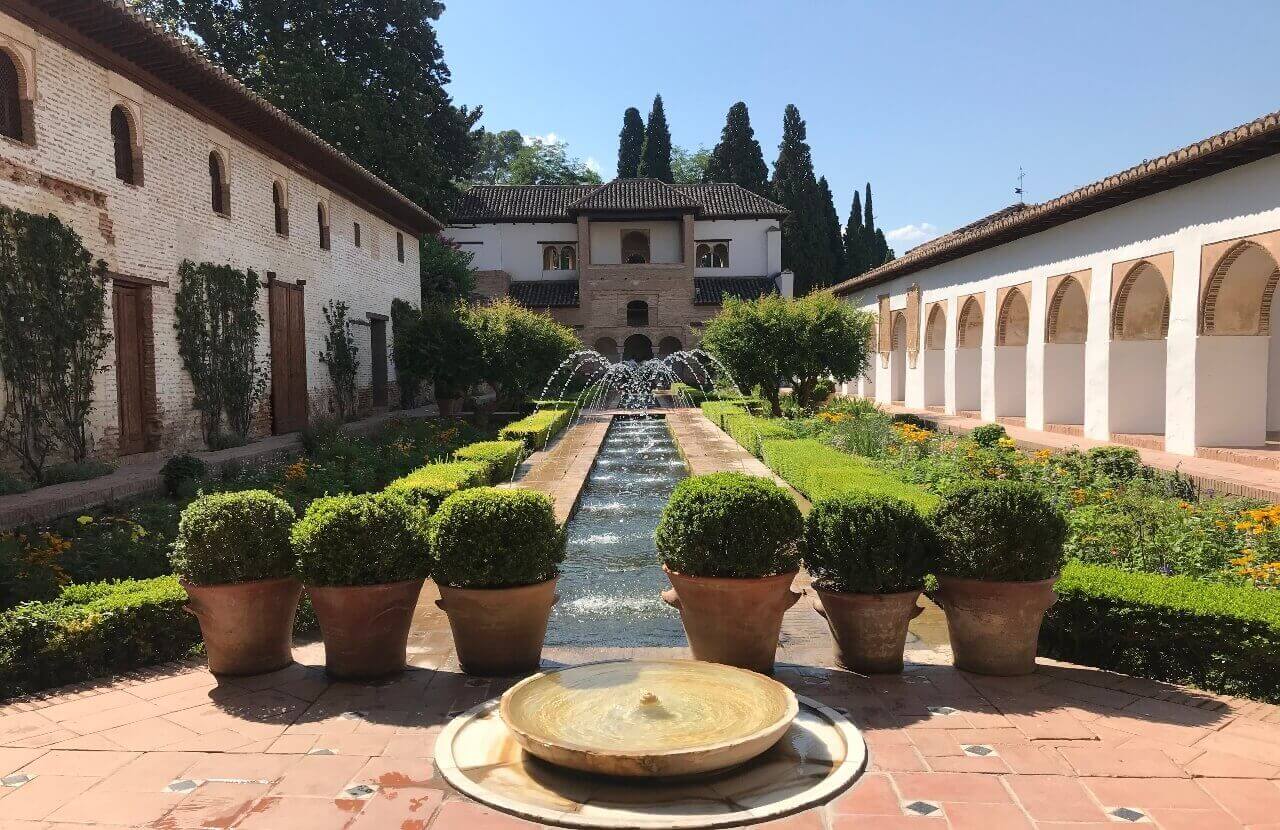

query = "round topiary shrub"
(161, 453), (208, 498)
(292, 492), (429, 587)
(170, 490), (296, 585)
(429, 487), (565, 588)
(655, 472), (802, 578)
(804, 493), (936, 593)
(933, 481), (1067, 581)
(969, 423), (1007, 448)
(1085, 446), (1143, 483)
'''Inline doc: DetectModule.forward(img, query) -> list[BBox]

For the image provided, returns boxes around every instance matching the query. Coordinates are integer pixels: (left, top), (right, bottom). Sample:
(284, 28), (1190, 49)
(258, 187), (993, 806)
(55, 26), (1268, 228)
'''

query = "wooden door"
(370, 317), (388, 407)
(269, 280), (309, 434)
(113, 282), (147, 455)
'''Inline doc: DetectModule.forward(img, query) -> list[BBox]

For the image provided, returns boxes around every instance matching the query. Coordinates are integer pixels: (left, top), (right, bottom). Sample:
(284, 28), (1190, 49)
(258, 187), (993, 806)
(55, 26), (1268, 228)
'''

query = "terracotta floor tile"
(267, 733), (317, 754)
(926, 753), (1010, 774)
(126, 670), (219, 702)
(868, 744), (927, 773)
(1004, 774), (1109, 822)
(427, 799), (546, 829)
(45, 788), (185, 824)
(97, 714), (199, 751)
(322, 734), (391, 756)
(235, 795), (365, 830)
(891, 771), (1013, 803)
(381, 732), (438, 759)
(1146, 807), (1245, 830)
(990, 742), (1073, 775)
(347, 788), (443, 830)
(267, 753), (368, 797)
(1089, 711), (1212, 747)
(351, 756), (438, 790)
(1083, 775), (1217, 810)
(0, 711), (59, 745)
(1057, 745), (1189, 778)
(1197, 778), (1280, 824)
(1185, 750), (1280, 779)
(1197, 730), (1280, 767)
(90, 750), (202, 792)
(162, 728), (263, 752)
(19, 749), (138, 777)
(827, 816), (945, 829)
(157, 781), (272, 830)
(182, 751), (300, 783)
(1002, 710), (1096, 740)
(828, 773), (901, 815)
(0, 775), (101, 820)
(61, 701), (164, 735)
(943, 801), (1033, 829)
(0, 747), (45, 776)
(37, 691), (145, 724)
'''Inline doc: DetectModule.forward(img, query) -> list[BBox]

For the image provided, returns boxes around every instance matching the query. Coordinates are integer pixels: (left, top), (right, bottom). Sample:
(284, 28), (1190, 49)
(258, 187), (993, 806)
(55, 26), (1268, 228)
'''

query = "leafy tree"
(141, 0), (481, 216)
(420, 235), (475, 303)
(390, 300), (481, 407)
(771, 105), (830, 295)
(469, 299), (579, 409)
(318, 300), (359, 422)
(817, 176), (845, 288)
(0, 208), (111, 481)
(705, 102), (770, 195)
(671, 145), (711, 184)
(468, 129), (524, 185)
(506, 138), (601, 185)
(639, 94), (673, 182)
(701, 293), (874, 415)
(617, 107), (645, 178)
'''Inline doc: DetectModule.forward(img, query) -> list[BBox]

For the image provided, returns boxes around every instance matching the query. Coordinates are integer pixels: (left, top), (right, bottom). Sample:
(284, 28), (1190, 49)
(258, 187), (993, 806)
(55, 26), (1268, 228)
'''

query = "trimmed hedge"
(699, 398), (766, 430)
(760, 438), (940, 513)
(454, 440), (525, 483)
(429, 488), (565, 588)
(933, 481), (1067, 582)
(292, 492), (429, 587)
(385, 461), (490, 514)
(1041, 562), (1280, 702)
(0, 576), (200, 699)
(804, 493), (936, 594)
(169, 490), (297, 585)
(724, 413), (795, 458)
(499, 407), (572, 450)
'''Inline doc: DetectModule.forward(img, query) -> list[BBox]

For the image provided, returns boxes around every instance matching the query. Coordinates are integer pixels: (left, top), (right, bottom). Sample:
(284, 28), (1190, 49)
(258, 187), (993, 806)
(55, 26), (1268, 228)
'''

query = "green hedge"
(699, 399), (766, 429)
(0, 576), (200, 699)
(499, 407), (572, 450)
(454, 440), (525, 483)
(724, 413), (795, 458)
(760, 438), (940, 513)
(1041, 562), (1280, 702)
(385, 460), (490, 513)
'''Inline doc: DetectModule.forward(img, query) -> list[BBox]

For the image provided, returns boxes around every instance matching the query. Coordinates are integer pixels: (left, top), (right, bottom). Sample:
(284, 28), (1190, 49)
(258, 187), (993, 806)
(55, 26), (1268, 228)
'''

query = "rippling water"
(546, 416), (687, 647)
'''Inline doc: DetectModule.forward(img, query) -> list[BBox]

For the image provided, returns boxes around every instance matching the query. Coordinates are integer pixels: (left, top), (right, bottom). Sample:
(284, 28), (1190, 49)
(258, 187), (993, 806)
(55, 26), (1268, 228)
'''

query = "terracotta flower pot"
(436, 579), (558, 676)
(811, 587), (924, 674)
(936, 576), (1058, 676)
(307, 579), (426, 679)
(661, 568), (801, 674)
(181, 577), (301, 676)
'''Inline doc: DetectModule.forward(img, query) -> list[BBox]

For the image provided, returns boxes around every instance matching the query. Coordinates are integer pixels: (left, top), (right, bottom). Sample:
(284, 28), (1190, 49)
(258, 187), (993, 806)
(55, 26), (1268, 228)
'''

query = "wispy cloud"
(885, 222), (941, 249)
(584, 156), (601, 174)
(522, 132), (560, 146)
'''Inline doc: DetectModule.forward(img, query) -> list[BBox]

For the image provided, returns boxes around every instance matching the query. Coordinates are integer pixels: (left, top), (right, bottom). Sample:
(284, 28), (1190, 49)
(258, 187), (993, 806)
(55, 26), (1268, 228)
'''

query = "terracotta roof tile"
(693, 276), (778, 305)
(509, 279), (579, 308)
(568, 178), (699, 212)
(454, 181), (786, 222)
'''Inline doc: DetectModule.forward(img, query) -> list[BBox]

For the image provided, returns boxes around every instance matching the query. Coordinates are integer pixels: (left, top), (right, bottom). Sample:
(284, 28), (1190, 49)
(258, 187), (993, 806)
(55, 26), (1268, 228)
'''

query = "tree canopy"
(671, 145), (711, 184)
(420, 235), (476, 304)
(617, 107), (645, 179)
(469, 299), (580, 409)
(505, 138), (601, 185)
(469, 129), (524, 185)
(705, 102), (770, 196)
(844, 182), (895, 279)
(818, 176), (846, 286)
(771, 105), (836, 295)
(639, 95), (673, 182)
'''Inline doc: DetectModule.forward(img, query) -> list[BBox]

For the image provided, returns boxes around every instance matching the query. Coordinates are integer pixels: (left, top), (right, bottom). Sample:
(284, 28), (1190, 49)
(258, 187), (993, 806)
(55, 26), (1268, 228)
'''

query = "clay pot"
(436, 579), (558, 676)
(936, 576), (1058, 676)
(661, 568), (801, 674)
(811, 587), (924, 674)
(181, 577), (301, 676)
(307, 579), (425, 679)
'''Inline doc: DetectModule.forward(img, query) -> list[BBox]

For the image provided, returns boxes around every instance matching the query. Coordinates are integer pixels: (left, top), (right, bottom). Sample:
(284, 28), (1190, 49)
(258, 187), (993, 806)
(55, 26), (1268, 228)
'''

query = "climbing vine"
(318, 300), (359, 422)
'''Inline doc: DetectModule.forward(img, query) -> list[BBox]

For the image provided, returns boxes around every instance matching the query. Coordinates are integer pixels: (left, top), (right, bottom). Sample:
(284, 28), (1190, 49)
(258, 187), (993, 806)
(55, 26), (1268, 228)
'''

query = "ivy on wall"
(318, 300), (359, 422)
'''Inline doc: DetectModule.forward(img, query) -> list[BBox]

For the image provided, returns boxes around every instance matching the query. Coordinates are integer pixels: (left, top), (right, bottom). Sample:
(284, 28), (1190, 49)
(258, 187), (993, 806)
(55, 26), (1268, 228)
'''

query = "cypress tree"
(876, 228), (895, 264)
(704, 101), (770, 196)
(639, 94), (673, 182)
(844, 190), (867, 278)
(863, 183), (876, 235)
(617, 107), (644, 179)
(771, 104), (826, 294)
(817, 176), (844, 287)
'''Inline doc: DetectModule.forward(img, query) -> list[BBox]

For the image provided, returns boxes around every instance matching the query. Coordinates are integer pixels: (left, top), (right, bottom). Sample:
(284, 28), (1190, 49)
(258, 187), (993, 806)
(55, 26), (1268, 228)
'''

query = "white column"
(944, 297), (958, 414)
(1083, 259), (1112, 441)
(1025, 277), (1048, 430)
(980, 287), (998, 421)
(1165, 240), (1200, 455)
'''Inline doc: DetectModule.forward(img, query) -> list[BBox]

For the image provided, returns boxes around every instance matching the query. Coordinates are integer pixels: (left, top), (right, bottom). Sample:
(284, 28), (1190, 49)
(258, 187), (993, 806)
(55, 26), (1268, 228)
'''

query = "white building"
(832, 107), (1280, 462)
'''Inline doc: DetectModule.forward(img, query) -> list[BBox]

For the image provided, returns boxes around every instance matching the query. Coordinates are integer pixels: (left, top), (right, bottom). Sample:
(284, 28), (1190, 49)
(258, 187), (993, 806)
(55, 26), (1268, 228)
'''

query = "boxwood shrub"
(454, 440), (525, 483)
(655, 472), (802, 578)
(969, 423), (1007, 447)
(804, 493), (936, 594)
(723, 413), (795, 458)
(0, 576), (200, 699)
(169, 490), (296, 585)
(385, 461), (490, 513)
(292, 492), (429, 587)
(933, 481), (1067, 581)
(429, 488), (565, 588)
(1041, 562), (1280, 702)
(499, 408), (572, 450)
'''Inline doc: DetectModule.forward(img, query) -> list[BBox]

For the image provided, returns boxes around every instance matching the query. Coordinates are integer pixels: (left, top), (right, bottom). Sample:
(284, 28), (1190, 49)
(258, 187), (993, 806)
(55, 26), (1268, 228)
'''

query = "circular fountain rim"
(497, 658), (800, 761)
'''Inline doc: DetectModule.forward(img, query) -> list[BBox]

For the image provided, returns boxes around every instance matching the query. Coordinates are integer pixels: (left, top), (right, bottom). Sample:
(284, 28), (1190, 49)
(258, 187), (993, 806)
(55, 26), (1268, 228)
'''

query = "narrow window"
(353, 222), (361, 248)
(544, 245), (558, 270)
(317, 202), (330, 250)
(397, 232), (405, 263)
(712, 243), (729, 268)
(272, 181), (288, 236)
(627, 300), (649, 327)
(561, 246), (576, 270)
(209, 152), (227, 214)
(111, 105), (137, 184)
(696, 243), (712, 267)
(0, 51), (22, 141)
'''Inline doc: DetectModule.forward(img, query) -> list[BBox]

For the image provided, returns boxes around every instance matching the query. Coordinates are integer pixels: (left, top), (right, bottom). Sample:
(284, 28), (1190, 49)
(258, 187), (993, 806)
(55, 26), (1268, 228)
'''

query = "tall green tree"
(844, 189), (867, 278)
(671, 145), (711, 184)
(704, 102), (770, 195)
(420, 235), (476, 304)
(142, 0), (481, 216)
(617, 107), (645, 178)
(817, 176), (845, 288)
(505, 139), (601, 185)
(770, 105), (828, 294)
(639, 95), (673, 182)
(468, 129), (524, 185)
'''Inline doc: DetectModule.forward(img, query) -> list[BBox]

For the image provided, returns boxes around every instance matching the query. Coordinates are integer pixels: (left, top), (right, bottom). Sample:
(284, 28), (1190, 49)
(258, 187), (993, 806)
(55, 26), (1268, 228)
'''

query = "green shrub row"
(499, 407), (572, 450)
(453, 440), (525, 483)
(723, 413), (795, 458)
(1041, 561), (1280, 702)
(698, 398), (766, 430)
(760, 438), (940, 513)
(385, 460), (490, 513)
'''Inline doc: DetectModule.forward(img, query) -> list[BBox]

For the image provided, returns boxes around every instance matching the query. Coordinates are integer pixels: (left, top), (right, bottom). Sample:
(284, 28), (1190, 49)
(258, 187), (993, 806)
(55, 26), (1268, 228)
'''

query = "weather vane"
(1015, 167), (1026, 204)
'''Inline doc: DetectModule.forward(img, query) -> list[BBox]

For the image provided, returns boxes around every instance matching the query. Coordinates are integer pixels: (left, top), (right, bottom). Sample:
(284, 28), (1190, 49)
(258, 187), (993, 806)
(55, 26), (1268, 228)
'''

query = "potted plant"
(292, 491), (429, 679)
(430, 487), (565, 675)
(932, 481), (1067, 676)
(170, 490), (300, 675)
(655, 472), (803, 674)
(803, 493), (935, 673)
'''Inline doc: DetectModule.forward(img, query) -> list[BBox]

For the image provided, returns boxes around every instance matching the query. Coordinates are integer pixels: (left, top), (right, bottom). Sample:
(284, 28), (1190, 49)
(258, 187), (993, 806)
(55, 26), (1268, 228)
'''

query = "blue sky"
(437, 1), (1280, 253)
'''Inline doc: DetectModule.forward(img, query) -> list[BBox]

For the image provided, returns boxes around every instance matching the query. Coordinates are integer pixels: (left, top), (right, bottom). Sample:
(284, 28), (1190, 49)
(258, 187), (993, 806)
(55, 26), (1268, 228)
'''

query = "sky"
(436, 1), (1280, 254)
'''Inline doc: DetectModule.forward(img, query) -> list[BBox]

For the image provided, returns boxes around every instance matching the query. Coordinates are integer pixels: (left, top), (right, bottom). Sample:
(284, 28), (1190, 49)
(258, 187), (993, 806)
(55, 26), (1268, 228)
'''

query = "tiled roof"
(831, 106), (1280, 297)
(508, 279), (579, 308)
(693, 276), (779, 305)
(453, 180), (787, 222)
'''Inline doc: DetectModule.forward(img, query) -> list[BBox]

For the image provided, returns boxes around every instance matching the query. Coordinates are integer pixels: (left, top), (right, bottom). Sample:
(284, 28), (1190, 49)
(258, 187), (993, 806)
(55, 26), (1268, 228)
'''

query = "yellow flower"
(997, 437), (1017, 449)
(76, 515), (94, 526)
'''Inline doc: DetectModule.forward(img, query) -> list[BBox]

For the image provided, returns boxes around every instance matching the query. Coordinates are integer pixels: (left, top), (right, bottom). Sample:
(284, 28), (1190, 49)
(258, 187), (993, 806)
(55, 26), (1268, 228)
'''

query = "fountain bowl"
(499, 659), (798, 778)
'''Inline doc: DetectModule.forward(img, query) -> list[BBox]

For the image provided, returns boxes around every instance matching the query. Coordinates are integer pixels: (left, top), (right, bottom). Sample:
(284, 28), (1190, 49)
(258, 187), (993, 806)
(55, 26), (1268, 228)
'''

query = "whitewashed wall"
(448, 221), (578, 280)
(693, 219), (782, 277)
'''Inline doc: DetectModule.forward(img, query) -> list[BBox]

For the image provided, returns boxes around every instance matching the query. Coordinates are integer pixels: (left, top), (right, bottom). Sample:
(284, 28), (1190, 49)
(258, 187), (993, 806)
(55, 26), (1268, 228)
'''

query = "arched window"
(712, 243), (729, 268)
(997, 288), (1030, 347)
(622, 230), (650, 264)
(696, 243), (712, 267)
(272, 181), (288, 236)
(658, 336), (682, 357)
(623, 333), (653, 361)
(111, 105), (138, 185)
(0, 50), (24, 142)
(208, 152), (228, 215)
(560, 246), (576, 270)
(627, 300), (649, 327)
(397, 232), (405, 263)
(543, 245), (559, 270)
(317, 202), (330, 250)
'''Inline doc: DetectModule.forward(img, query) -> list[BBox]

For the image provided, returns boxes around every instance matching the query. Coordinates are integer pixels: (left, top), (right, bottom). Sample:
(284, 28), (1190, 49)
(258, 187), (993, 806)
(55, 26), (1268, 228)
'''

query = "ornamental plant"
(969, 423), (1007, 448)
(170, 490), (296, 585)
(803, 494), (936, 594)
(932, 481), (1067, 581)
(292, 492), (428, 587)
(429, 488), (565, 588)
(655, 472), (803, 578)
(318, 300), (359, 423)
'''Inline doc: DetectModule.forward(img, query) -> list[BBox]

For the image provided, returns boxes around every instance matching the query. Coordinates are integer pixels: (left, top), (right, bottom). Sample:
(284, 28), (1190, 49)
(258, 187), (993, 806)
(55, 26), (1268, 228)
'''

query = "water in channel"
(546, 416), (688, 647)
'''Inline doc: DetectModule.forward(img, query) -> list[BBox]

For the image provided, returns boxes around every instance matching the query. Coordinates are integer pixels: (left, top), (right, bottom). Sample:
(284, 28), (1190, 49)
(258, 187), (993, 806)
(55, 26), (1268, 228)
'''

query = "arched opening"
(209, 152), (228, 215)
(560, 246), (576, 270)
(994, 287), (1029, 419)
(622, 230), (650, 264)
(272, 181), (288, 236)
(712, 243), (729, 268)
(316, 202), (330, 250)
(1108, 261), (1168, 443)
(922, 304), (946, 408)
(955, 296), (984, 414)
(1043, 277), (1089, 429)
(0, 50), (24, 142)
(696, 243), (712, 267)
(858, 334), (877, 399)
(594, 336), (619, 362)
(1196, 241), (1280, 447)
(658, 336), (682, 357)
(111, 105), (138, 185)
(544, 245), (559, 270)
(627, 300), (649, 327)
(623, 333), (653, 362)
(889, 311), (907, 403)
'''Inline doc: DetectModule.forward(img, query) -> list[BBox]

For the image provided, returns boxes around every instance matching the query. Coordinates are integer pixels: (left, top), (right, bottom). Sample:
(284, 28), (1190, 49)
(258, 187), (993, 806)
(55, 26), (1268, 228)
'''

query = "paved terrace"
(1, 412), (1278, 830)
